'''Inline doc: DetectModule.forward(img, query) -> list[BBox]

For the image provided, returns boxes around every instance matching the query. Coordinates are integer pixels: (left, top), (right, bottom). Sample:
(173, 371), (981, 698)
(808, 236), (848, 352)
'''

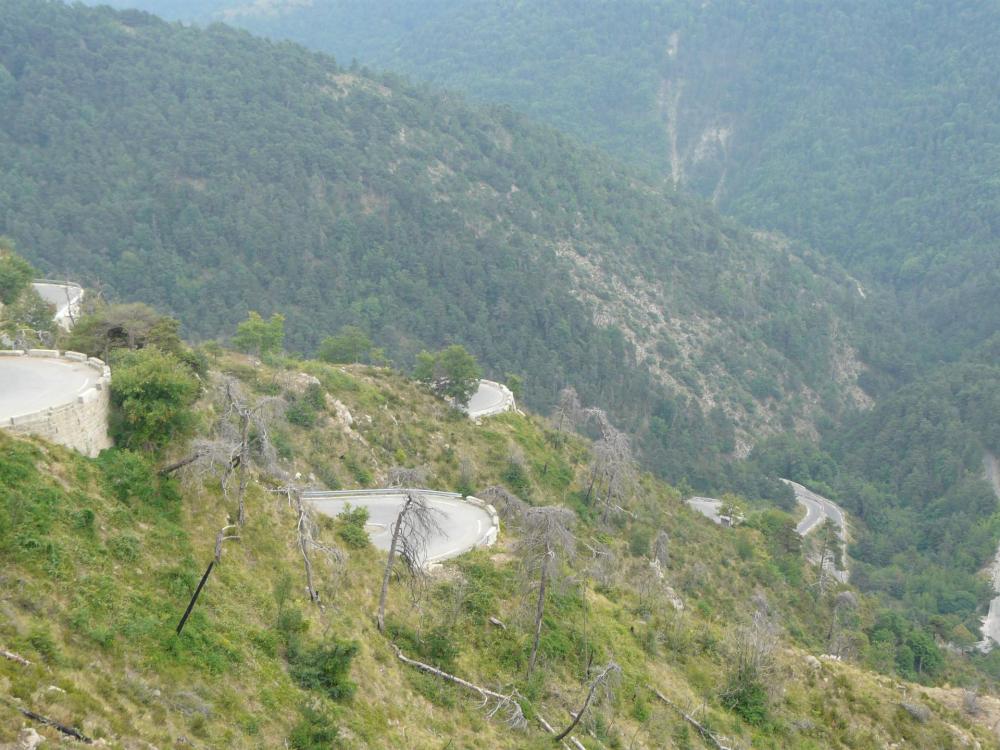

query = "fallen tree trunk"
(1, 647), (31, 666)
(15, 706), (93, 744)
(649, 686), (734, 750)
(536, 712), (586, 750)
(158, 449), (205, 476)
(391, 644), (526, 729)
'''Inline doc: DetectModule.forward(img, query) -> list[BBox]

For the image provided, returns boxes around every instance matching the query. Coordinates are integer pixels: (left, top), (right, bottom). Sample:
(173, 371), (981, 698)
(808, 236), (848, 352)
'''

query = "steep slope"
(0, 1), (870, 483)
(2, 351), (998, 748)
(146, 0), (1000, 362)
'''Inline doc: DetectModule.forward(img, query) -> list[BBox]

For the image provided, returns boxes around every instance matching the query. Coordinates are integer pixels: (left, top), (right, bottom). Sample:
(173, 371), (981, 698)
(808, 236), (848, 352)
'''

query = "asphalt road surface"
(306, 490), (494, 564)
(783, 479), (847, 537)
(32, 282), (83, 319)
(466, 381), (507, 417)
(686, 497), (723, 524)
(0, 356), (100, 421)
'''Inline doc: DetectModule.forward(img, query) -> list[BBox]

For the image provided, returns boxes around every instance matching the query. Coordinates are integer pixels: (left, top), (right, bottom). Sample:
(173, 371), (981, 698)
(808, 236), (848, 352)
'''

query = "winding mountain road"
(465, 380), (515, 419)
(686, 480), (850, 582)
(782, 479), (850, 583)
(32, 282), (83, 329)
(0, 355), (101, 421)
(304, 489), (496, 565)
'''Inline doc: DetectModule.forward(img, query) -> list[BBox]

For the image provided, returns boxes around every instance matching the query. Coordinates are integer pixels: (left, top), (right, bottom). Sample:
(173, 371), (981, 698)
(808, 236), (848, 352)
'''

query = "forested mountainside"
(3, 338), (1000, 748)
(0, 1), (871, 488)
(98, 0), (1000, 659)
(137, 0), (1000, 366)
(750, 339), (1000, 657)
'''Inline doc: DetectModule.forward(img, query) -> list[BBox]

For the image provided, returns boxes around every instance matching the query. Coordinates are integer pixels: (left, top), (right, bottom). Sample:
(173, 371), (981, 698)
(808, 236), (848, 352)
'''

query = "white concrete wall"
(1, 350), (112, 457)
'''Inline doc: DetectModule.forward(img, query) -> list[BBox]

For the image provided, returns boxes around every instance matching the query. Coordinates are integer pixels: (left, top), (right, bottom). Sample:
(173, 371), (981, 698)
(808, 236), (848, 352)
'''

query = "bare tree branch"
(649, 686), (736, 750)
(516, 505), (576, 677)
(392, 644), (526, 729)
(376, 491), (444, 632)
(480, 485), (528, 520)
(554, 661), (621, 741)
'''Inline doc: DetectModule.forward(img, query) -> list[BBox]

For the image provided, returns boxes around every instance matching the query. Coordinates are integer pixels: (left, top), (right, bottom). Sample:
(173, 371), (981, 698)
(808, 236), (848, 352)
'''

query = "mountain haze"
(0, 0), (871, 485)
(134, 0), (999, 364)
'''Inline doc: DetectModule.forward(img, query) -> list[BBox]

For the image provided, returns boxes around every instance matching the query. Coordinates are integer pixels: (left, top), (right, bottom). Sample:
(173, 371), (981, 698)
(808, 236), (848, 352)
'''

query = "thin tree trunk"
(298, 500), (318, 602)
(584, 469), (599, 505)
(554, 663), (617, 741)
(158, 450), (203, 476)
(377, 500), (409, 632)
(237, 415), (250, 526)
(649, 686), (733, 750)
(528, 547), (551, 677)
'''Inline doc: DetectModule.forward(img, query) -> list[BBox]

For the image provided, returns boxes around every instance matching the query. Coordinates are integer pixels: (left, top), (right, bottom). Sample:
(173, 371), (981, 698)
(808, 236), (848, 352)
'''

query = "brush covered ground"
(1, 351), (997, 749)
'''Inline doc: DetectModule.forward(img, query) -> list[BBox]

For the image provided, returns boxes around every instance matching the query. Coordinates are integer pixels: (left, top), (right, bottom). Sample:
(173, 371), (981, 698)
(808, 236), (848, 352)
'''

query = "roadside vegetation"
(2, 326), (997, 747)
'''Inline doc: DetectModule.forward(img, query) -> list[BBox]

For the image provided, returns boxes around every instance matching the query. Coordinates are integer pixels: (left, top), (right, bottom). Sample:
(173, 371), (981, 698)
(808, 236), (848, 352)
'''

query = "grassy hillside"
(2, 350), (998, 748)
(0, 0), (873, 489)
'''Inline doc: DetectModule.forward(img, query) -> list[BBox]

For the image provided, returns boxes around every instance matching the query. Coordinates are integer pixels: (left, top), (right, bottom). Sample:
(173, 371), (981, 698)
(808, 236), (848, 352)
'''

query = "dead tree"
(392, 644), (526, 729)
(481, 485), (528, 520)
(376, 490), (443, 632)
(273, 485), (343, 604)
(652, 530), (670, 567)
(386, 465), (428, 488)
(518, 505), (576, 677)
(220, 378), (281, 526)
(650, 687), (736, 750)
(553, 386), (583, 433)
(583, 409), (637, 520)
(554, 661), (621, 741)
(176, 524), (240, 635)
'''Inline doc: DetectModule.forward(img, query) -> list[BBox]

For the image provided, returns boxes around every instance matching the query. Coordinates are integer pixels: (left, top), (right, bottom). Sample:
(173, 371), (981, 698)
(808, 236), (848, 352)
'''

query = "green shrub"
(336, 505), (370, 549)
(288, 705), (340, 749)
(288, 639), (358, 701)
(110, 347), (200, 452)
(109, 534), (140, 562)
(286, 398), (318, 428)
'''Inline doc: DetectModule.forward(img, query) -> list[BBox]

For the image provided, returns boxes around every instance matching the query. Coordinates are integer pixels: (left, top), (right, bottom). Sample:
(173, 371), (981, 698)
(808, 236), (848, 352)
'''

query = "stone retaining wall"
(0, 349), (112, 457)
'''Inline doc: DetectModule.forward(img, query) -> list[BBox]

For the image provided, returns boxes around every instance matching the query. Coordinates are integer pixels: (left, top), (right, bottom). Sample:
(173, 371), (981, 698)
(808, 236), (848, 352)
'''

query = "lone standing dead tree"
(554, 661), (621, 742)
(376, 490), (443, 632)
(222, 379), (281, 526)
(176, 524), (240, 635)
(583, 408), (637, 520)
(272, 485), (343, 604)
(518, 505), (576, 678)
(552, 386), (583, 433)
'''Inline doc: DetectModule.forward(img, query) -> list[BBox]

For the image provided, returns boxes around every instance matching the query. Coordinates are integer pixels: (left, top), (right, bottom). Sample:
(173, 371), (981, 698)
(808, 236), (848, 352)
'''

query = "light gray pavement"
(0, 356), (101, 421)
(782, 478), (849, 583)
(32, 282), (83, 327)
(686, 496), (723, 524)
(782, 479), (847, 537)
(305, 490), (495, 564)
(465, 379), (515, 419)
(467, 381), (506, 414)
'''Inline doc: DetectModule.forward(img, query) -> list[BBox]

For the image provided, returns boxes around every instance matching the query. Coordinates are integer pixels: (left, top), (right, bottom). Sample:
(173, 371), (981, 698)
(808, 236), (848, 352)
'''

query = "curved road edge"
(781, 478), (850, 584)
(0, 348), (112, 457)
(303, 488), (499, 568)
(465, 379), (517, 419)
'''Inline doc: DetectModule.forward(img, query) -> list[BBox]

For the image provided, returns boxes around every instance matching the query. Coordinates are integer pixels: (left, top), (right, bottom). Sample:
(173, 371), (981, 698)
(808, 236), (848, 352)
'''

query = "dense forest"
(3, 0), (999, 679)
(0, 1), (871, 487)
(141, 0), (1000, 368)
(107, 0), (1000, 659)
